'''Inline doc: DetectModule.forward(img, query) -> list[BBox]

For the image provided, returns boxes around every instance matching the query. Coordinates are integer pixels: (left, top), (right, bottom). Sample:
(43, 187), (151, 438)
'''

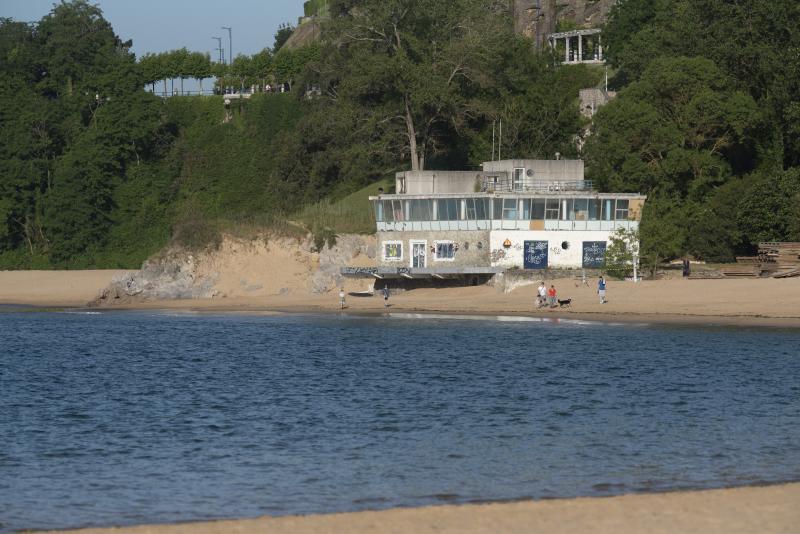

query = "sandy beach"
(2, 270), (799, 328)
(0, 270), (129, 307)
(42, 483), (800, 534)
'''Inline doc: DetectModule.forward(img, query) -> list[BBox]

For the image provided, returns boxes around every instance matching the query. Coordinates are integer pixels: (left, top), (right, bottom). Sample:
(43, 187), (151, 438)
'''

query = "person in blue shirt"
(598, 276), (607, 304)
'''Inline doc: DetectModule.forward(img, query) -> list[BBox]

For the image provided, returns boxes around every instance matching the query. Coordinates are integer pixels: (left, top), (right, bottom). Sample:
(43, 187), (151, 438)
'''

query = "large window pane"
(382, 200), (394, 222)
(436, 199), (459, 221)
(409, 199), (431, 220)
(565, 199), (576, 220)
(375, 201), (384, 222)
(392, 200), (405, 221)
(532, 199), (545, 220)
(521, 199), (532, 219)
(545, 199), (560, 220)
(503, 198), (517, 220)
(435, 241), (456, 260)
(602, 199), (615, 221)
(465, 199), (476, 220)
(588, 199), (601, 221)
(493, 199), (503, 220)
(574, 199), (589, 221)
(383, 241), (403, 261)
(616, 199), (630, 220)
(475, 198), (488, 219)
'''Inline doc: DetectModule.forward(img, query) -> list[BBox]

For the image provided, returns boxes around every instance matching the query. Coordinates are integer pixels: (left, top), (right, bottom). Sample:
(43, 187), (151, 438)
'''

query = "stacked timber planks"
(758, 242), (800, 278)
(720, 265), (758, 278)
(688, 270), (724, 280)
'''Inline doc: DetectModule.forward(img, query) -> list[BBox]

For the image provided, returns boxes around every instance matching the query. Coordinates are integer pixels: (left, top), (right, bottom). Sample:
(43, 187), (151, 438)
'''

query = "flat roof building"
(343, 159), (645, 281)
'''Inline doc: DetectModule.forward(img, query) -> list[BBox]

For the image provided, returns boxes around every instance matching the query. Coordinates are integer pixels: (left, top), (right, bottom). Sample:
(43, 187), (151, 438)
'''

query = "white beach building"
(343, 159), (645, 283)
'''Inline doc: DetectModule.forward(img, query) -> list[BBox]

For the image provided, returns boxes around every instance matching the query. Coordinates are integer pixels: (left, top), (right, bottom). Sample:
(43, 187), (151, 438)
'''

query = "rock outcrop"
(90, 234), (377, 306)
(513, 0), (617, 47)
(91, 251), (217, 305)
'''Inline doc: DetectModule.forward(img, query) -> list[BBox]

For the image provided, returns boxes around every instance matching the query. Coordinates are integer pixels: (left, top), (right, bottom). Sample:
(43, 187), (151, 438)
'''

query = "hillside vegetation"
(1, 0), (798, 269)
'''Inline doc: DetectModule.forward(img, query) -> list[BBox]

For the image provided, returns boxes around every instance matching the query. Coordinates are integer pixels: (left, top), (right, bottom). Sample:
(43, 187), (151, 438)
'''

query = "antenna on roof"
(492, 120), (496, 161)
(499, 119), (502, 161)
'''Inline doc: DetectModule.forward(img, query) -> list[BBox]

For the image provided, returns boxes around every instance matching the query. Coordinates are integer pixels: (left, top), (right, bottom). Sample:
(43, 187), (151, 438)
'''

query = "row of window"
(375, 198), (632, 222)
(383, 241), (457, 262)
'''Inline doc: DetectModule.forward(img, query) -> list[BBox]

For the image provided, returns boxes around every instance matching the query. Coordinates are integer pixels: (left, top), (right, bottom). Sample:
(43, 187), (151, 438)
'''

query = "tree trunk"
(180, 77), (184, 95)
(404, 95), (422, 171)
(199, 78), (203, 95)
(164, 79), (168, 96)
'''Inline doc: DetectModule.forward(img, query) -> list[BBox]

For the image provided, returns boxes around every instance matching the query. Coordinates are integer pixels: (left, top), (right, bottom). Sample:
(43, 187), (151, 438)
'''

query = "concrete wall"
(489, 230), (619, 269)
(397, 171), (483, 195)
(482, 159), (584, 181)
(377, 230), (490, 268)
(377, 227), (640, 270)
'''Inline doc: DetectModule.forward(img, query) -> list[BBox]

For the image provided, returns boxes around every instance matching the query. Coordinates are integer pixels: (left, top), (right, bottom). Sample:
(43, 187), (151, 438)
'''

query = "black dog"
(558, 298), (572, 308)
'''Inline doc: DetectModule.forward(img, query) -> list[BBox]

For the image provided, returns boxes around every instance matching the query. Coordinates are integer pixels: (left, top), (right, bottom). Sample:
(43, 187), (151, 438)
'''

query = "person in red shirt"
(547, 285), (557, 308)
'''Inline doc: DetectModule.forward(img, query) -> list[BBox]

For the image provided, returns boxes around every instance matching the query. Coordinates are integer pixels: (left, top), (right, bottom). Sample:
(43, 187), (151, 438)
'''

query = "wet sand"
(44, 483), (800, 534)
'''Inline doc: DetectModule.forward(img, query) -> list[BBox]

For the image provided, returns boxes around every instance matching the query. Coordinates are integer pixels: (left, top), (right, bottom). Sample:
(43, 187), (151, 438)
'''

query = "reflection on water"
(1, 311), (799, 532)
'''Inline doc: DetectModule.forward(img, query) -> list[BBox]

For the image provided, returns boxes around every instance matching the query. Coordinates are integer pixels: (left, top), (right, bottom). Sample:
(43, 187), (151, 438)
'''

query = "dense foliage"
(2, 0), (797, 268)
(591, 0), (800, 262)
(0, 2), (308, 268)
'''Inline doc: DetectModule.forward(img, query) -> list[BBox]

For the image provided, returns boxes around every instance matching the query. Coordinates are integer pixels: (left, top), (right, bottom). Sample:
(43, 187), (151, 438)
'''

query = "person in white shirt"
(537, 281), (547, 309)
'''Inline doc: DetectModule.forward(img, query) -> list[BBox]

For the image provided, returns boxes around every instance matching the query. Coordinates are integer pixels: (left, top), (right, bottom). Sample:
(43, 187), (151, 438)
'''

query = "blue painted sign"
(582, 241), (607, 268)
(524, 240), (549, 269)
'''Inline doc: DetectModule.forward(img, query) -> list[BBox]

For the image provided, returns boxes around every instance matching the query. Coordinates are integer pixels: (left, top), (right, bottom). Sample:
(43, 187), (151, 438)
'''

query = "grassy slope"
(296, 177), (393, 237)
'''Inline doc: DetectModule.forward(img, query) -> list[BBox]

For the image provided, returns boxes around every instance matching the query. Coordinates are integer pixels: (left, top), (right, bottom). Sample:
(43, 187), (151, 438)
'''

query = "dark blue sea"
(1, 311), (799, 532)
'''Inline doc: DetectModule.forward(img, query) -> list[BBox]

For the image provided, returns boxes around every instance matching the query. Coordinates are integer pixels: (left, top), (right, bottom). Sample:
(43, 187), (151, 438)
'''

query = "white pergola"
(548, 28), (604, 65)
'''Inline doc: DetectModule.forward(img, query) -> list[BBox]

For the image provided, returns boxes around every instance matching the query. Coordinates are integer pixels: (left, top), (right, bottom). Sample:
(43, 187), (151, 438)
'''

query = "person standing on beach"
(598, 276), (607, 304)
(382, 285), (390, 307)
(548, 285), (557, 308)
(339, 288), (346, 309)
(537, 281), (547, 308)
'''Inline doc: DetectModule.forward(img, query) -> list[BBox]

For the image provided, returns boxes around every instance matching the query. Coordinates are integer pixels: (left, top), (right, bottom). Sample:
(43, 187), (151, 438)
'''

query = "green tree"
(273, 23), (294, 53)
(604, 227), (639, 280)
(320, 0), (511, 171)
(736, 169), (800, 246)
(586, 57), (761, 199)
(251, 48), (272, 89)
(638, 193), (688, 272)
(230, 54), (253, 92)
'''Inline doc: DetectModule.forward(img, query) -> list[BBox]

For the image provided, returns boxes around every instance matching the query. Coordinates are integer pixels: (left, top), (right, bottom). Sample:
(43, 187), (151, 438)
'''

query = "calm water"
(1, 311), (799, 532)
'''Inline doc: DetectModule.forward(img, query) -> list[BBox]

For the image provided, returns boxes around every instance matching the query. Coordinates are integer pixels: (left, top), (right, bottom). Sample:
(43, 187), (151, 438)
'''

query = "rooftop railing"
(481, 177), (593, 193)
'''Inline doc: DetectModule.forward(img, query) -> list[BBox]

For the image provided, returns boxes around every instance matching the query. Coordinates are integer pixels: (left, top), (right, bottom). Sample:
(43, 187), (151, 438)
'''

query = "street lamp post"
(212, 36), (223, 63)
(222, 26), (232, 65)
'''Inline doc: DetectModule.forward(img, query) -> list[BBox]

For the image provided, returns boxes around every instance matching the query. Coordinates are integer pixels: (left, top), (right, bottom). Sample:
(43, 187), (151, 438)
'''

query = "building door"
(524, 240), (548, 269)
(411, 241), (427, 268)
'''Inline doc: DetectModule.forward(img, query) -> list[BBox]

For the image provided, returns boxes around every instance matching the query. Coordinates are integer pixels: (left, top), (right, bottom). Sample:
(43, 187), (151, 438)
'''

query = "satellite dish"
(526, 169), (534, 177)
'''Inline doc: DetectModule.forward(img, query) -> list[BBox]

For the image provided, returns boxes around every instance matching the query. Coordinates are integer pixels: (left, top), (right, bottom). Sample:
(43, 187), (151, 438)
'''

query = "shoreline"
(78, 301), (800, 330)
(4, 298), (800, 329)
(3, 271), (800, 329)
(41, 482), (800, 534)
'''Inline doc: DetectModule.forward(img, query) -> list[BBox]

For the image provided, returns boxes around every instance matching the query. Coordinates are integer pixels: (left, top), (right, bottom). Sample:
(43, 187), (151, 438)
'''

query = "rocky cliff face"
(513, 0), (617, 47)
(90, 234), (377, 306)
